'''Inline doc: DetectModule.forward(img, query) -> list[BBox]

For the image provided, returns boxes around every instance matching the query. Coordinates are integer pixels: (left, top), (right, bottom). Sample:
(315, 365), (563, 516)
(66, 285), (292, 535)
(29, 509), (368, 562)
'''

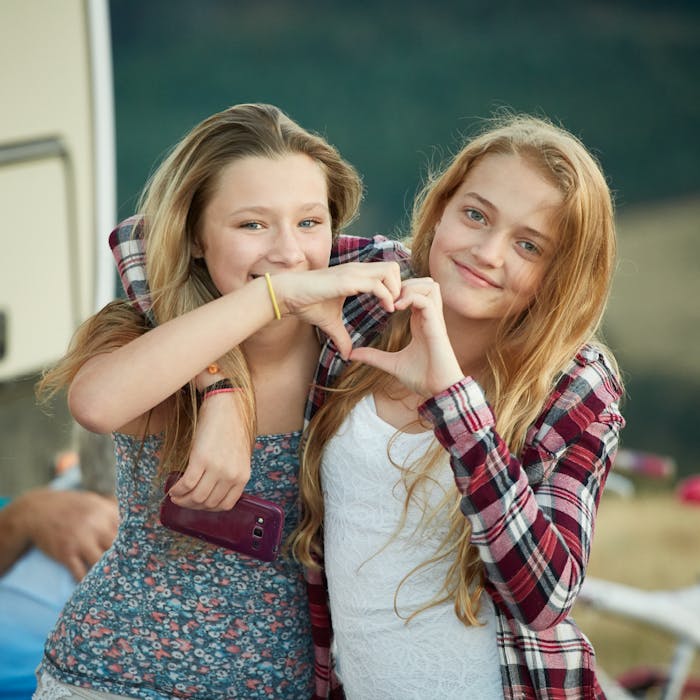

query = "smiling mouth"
(455, 261), (501, 289)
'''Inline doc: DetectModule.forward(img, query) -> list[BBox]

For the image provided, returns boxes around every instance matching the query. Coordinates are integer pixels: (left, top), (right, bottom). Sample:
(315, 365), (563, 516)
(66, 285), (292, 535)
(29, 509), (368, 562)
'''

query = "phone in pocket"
(159, 473), (285, 562)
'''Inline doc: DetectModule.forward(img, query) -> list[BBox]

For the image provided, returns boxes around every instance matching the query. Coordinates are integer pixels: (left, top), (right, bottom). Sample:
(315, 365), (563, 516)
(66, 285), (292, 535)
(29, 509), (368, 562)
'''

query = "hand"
(349, 278), (464, 397)
(274, 261), (403, 358)
(21, 489), (119, 580)
(167, 390), (251, 511)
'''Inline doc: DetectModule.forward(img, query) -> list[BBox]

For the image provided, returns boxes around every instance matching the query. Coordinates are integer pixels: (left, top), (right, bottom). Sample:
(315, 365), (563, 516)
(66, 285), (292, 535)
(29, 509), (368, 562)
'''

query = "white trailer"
(0, 0), (116, 381)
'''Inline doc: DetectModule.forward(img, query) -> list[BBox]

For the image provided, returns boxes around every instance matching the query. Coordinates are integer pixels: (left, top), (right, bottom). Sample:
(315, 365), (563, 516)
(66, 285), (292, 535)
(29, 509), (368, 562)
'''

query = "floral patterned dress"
(39, 431), (313, 699)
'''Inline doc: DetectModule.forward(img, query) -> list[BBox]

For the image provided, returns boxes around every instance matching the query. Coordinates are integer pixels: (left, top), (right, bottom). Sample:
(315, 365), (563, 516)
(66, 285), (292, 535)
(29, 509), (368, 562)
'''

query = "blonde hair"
(38, 103), (363, 477)
(293, 113), (620, 626)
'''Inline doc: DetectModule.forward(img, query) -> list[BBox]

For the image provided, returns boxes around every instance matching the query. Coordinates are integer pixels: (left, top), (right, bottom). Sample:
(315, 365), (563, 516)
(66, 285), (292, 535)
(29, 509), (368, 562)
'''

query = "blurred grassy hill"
(604, 197), (700, 476)
(607, 197), (700, 380)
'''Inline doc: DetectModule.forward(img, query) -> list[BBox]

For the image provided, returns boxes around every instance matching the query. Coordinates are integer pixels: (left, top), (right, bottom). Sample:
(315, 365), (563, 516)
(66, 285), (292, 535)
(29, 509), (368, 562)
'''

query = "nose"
(269, 224), (306, 267)
(471, 230), (507, 268)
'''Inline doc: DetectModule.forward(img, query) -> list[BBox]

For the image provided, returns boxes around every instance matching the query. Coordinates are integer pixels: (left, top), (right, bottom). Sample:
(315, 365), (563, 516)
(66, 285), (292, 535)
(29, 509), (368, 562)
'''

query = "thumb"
(349, 346), (397, 376)
(320, 319), (353, 360)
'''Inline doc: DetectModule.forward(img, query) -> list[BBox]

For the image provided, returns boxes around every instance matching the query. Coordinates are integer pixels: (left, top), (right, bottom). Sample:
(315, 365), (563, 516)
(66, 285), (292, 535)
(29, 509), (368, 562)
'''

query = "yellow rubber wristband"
(264, 272), (282, 320)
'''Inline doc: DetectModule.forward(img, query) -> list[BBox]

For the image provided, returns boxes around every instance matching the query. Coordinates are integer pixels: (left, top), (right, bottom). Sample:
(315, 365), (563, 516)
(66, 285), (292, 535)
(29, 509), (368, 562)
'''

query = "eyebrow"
(462, 191), (553, 243)
(228, 202), (329, 217)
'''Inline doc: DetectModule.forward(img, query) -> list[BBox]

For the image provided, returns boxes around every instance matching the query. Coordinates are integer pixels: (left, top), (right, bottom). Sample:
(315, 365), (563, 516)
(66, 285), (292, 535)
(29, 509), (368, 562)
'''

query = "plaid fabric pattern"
(109, 215), (151, 315)
(111, 221), (623, 699)
(417, 347), (624, 699)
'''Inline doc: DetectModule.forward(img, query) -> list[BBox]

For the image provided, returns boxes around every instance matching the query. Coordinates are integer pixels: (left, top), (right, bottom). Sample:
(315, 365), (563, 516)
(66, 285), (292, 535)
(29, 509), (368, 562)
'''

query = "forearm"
(419, 377), (620, 630)
(69, 276), (277, 433)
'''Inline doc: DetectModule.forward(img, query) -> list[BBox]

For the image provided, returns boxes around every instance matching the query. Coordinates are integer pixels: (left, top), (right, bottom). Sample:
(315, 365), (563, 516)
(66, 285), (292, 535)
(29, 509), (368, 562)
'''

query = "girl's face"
(428, 153), (562, 326)
(193, 153), (333, 294)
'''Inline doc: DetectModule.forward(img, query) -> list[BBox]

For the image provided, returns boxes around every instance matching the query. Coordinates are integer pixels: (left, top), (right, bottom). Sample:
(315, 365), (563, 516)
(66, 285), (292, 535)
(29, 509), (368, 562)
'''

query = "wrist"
(263, 272), (295, 317)
(195, 362), (225, 392)
(197, 378), (242, 402)
(8, 489), (43, 542)
(263, 273), (282, 320)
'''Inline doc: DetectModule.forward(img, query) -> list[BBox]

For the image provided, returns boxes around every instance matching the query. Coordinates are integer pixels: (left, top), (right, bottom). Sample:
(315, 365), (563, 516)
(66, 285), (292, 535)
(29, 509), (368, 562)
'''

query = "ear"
(191, 238), (204, 259)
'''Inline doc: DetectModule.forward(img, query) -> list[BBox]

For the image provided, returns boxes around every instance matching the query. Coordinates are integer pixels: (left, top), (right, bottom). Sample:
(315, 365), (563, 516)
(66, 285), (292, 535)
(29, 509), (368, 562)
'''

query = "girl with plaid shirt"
(293, 115), (624, 699)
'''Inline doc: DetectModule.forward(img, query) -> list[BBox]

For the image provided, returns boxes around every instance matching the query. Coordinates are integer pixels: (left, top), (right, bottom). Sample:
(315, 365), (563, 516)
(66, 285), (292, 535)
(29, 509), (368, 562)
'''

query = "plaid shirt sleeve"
(417, 345), (625, 632)
(108, 215), (150, 316)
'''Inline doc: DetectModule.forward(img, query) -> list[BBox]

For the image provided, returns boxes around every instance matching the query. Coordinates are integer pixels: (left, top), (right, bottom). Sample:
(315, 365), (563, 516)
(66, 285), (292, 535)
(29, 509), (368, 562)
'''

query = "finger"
(170, 474), (216, 509)
(65, 553), (88, 582)
(397, 278), (440, 301)
(395, 284), (442, 315)
(322, 319), (353, 360)
(216, 484), (245, 512)
(97, 527), (117, 552)
(201, 481), (237, 511)
(369, 275), (399, 313)
(168, 466), (204, 498)
(349, 346), (398, 376)
(81, 539), (107, 569)
(375, 262), (403, 304)
(344, 263), (400, 311)
(395, 291), (432, 310)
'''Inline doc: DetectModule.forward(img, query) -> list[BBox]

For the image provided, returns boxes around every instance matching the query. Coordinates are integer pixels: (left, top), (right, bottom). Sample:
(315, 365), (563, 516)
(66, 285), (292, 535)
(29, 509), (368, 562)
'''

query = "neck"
(242, 316), (317, 372)
(244, 319), (321, 434)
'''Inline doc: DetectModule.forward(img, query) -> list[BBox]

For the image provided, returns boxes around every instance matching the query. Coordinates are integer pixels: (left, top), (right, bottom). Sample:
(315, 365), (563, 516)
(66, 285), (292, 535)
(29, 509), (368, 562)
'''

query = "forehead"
(457, 153), (562, 217)
(212, 153), (328, 204)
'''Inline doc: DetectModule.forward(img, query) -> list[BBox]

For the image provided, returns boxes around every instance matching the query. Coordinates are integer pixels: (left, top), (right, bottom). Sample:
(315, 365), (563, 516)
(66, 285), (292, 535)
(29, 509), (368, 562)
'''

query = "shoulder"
(561, 344), (624, 410)
(533, 344), (625, 444)
(523, 345), (625, 481)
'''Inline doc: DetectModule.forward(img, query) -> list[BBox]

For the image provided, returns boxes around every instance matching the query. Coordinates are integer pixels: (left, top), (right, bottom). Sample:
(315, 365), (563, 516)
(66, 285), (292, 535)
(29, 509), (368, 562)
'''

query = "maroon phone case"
(159, 474), (285, 562)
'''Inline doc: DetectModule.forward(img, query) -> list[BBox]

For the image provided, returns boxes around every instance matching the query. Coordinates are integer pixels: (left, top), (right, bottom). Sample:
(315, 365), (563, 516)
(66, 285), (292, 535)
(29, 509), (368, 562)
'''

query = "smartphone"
(159, 473), (285, 562)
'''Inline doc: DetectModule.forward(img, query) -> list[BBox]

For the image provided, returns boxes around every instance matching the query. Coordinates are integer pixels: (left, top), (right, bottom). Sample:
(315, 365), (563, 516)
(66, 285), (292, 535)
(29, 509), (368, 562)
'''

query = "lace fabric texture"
(322, 395), (503, 699)
(34, 670), (126, 699)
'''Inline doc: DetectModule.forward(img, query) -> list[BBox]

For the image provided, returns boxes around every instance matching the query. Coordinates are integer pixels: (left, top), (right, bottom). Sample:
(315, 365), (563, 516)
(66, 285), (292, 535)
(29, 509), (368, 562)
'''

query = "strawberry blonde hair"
(293, 113), (620, 626)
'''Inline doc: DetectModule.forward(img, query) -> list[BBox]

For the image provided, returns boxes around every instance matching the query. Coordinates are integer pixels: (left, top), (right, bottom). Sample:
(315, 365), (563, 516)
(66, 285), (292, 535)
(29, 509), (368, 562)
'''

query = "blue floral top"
(40, 431), (313, 699)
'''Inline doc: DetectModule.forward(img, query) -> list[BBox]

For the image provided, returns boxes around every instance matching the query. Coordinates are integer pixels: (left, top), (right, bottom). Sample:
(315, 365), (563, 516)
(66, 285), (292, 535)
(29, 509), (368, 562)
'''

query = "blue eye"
(517, 240), (541, 255)
(241, 221), (263, 230)
(299, 218), (319, 229)
(465, 208), (486, 224)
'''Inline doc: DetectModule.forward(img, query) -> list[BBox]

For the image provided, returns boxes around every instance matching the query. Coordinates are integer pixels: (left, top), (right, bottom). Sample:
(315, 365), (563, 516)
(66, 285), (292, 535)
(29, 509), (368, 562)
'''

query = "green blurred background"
(109, 0), (700, 476)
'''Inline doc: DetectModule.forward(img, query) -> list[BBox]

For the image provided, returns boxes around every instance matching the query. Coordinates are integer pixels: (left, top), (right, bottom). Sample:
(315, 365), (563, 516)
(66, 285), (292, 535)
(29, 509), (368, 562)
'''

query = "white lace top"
(322, 394), (503, 699)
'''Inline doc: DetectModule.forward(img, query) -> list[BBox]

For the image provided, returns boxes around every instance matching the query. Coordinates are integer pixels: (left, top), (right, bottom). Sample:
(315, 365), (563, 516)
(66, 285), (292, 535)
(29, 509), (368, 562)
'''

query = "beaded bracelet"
(198, 378), (242, 402)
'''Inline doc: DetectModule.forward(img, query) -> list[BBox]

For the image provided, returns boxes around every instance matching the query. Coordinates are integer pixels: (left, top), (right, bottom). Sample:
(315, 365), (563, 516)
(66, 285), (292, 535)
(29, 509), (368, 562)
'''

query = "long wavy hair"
(38, 103), (363, 477)
(293, 113), (620, 626)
